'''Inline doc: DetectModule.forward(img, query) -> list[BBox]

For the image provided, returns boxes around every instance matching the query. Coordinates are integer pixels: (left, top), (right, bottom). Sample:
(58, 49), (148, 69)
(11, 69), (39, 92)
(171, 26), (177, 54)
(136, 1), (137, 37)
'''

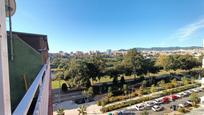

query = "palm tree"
(123, 84), (128, 95)
(150, 84), (157, 93)
(56, 108), (64, 115)
(189, 92), (200, 107)
(78, 105), (87, 115)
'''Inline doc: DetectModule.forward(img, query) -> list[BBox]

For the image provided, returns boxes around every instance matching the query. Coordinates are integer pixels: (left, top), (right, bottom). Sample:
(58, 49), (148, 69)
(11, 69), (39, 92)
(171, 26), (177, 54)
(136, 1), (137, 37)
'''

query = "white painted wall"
(0, 0), (11, 114)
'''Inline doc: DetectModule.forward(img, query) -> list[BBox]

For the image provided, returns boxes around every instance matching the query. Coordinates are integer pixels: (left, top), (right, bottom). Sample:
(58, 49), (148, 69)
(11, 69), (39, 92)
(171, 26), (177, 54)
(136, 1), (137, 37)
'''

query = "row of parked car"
(135, 87), (203, 112)
(108, 87), (203, 115)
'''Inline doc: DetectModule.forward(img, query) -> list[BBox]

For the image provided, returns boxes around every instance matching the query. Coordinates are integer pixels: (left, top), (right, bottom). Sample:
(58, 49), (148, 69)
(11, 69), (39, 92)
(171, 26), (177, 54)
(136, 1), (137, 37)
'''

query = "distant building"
(202, 40), (204, 68)
(106, 49), (112, 55)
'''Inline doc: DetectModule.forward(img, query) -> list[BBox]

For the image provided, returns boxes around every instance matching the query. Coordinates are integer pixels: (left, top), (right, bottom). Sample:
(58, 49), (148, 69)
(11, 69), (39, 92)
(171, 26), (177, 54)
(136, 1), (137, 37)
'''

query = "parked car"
(179, 92), (188, 97)
(184, 91), (191, 95)
(175, 94), (182, 98)
(145, 101), (155, 107)
(152, 105), (163, 112)
(153, 99), (163, 105)
(186, 90), (193, 94)
(179, 102), (190, 108)
(170, 95), (178, 100)
(191, 89), (199, 93)
(186, 100), (193, 105)
(196, 88), (202, 92)
(136, 104), (145, 111)
(162, 97), (170, 103)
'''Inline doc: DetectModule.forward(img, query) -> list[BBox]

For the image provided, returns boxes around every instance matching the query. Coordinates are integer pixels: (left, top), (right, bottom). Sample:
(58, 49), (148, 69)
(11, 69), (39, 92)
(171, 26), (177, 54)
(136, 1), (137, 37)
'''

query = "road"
(112, 89), (204, 115)
(52, 90), (83, 103)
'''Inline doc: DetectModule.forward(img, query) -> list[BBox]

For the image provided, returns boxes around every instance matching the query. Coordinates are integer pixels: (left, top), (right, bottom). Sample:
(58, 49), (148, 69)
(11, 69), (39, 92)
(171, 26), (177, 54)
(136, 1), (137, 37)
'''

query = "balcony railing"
(13, 59), (51, 115)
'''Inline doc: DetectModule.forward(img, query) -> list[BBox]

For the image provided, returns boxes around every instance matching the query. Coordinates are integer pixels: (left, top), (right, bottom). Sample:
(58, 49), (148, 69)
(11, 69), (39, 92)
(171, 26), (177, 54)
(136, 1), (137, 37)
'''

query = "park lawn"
(52, 80), (66, 89)
(92, 75), (136, 84)
(51, 67), (201, 89)
(93, 67), (202, 84)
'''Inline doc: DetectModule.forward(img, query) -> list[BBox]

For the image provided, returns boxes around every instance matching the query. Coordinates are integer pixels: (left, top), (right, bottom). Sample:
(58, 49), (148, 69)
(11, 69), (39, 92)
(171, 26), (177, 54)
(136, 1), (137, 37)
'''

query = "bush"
(61, 83), (68, 92)
(56, 108), (64, 115)
(177, 107), (189, 113)
(98, 82), (201, 107)
(101, 100), (107, 107)
(96, 101), (101, 106)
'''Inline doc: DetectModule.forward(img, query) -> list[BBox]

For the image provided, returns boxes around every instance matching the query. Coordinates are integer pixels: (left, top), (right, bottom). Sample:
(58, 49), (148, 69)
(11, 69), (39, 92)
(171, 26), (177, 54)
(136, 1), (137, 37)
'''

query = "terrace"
(0, 1), (52, 114)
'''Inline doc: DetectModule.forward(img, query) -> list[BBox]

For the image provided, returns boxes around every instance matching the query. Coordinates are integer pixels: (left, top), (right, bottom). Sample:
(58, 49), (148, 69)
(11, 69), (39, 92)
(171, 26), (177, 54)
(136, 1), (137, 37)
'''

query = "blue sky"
(10, 0), (204, 53)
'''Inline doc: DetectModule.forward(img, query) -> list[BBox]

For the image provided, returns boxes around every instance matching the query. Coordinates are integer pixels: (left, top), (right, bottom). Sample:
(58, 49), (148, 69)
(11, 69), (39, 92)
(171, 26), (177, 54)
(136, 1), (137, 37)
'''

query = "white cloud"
(176, 19), (204, 41)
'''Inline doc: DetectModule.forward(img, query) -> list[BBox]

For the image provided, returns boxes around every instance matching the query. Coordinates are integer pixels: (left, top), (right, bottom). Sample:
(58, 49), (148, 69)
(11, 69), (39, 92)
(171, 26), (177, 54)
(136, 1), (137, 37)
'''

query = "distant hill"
(118, 46), (202, 52)
(135, 46), (202, 51)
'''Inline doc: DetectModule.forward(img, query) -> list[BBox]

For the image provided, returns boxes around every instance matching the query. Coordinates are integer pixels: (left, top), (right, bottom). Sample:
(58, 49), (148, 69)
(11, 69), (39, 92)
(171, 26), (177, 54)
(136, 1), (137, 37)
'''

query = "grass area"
(92, 69), (192, 84)
(51, 67), (202, 89)
(51, 68), (64, 72)
(52, 80), (66, 89)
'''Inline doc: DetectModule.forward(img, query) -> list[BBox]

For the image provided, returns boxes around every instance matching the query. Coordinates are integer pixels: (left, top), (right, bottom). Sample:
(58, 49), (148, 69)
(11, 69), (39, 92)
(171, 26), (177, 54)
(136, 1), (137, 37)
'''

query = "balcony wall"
(8, 35), (42, 111)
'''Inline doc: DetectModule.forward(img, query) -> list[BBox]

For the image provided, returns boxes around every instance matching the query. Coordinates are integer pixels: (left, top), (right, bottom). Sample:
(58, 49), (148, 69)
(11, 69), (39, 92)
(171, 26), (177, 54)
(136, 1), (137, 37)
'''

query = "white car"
(179, 92), (188, 97)
(186, 90), (192, 94)
(192, 89), (199, 93)
(196, 88), (202, 92)
(145, 101), (155, 107)
(175, 94), (181, 98)
(186, 100), (193, 105)
(152, 105), (163, 112)
(153, 99), (163, 105)
(135, 104), (145, 111)
(179, 102), (190, 108)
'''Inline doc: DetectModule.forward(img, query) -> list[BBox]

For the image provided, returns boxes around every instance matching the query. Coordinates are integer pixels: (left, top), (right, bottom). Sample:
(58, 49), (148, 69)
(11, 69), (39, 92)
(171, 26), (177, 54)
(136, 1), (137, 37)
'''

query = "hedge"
(98, 82), (191, 106)
(100, 83), (201, 113)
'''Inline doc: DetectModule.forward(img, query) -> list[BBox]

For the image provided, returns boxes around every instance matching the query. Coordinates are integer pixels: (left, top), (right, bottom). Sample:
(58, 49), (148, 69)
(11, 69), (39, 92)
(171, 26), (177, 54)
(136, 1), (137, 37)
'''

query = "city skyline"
(10, 0), (204, 52)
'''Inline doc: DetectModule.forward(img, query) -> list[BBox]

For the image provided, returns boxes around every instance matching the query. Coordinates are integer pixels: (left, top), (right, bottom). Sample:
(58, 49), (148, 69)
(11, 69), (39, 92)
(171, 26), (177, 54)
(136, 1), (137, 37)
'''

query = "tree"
(150, 84), (157, 93)
(89, 55), (106, 81)
(143, 58), (159, 74)
(123, 84), (128, 95)
(64, 59), (93, 88)
(138, 86), (144, 96)
(158, 80), (165, 89)
(88, 87), (94, 96)
(120, 76), (125, 85)
(77, 105), (87, 115)
(142, 80), (147, 87)
(181, 77), (189, 85)
(123, 48), (145, 79)
(61, 83), (68, 92)
(56, 108), (64, 115)
(112, 76), (118, 86)
(190, 77), (195, 84)
(170, 78), (177, 87)
(189, 92), (200, 106)
(108, 87), (113, 97)
(106, 67), (120, 89)
(155, 55), (169, 70)
(82, 87), (94, 102)
(155, 54), (200, 71)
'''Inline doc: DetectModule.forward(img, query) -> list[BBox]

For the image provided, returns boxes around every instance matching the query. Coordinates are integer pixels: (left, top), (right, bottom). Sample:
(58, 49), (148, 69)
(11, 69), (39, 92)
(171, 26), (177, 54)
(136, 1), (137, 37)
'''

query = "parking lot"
(112, 87), (204, 115)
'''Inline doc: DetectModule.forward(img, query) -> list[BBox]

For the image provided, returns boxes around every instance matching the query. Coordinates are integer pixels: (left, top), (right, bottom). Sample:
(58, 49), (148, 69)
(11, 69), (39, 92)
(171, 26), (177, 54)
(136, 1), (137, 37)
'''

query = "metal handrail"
(13, 63), (48, 115)
(33, 60), (50, 115)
